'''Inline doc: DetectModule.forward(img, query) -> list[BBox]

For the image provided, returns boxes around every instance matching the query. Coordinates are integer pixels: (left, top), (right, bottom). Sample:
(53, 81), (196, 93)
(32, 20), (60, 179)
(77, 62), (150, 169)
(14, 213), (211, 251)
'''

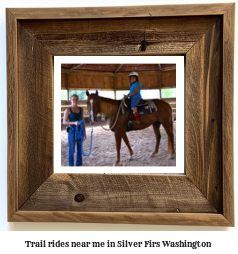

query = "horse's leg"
(162, 120), (175, 159)
(122, 132), (133, 161)
(151, 121), (161, 157)
(114, 132), (122, 166)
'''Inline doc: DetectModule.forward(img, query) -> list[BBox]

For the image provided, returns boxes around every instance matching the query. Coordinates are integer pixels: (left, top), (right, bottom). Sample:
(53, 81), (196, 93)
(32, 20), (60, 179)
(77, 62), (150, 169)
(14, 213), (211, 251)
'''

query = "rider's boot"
(133, 109), (140, 124)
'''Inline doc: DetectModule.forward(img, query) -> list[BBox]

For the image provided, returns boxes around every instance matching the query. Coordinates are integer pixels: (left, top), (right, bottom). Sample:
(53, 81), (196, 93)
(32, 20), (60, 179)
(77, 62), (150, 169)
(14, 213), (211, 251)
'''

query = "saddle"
(121, 98), (157, 116)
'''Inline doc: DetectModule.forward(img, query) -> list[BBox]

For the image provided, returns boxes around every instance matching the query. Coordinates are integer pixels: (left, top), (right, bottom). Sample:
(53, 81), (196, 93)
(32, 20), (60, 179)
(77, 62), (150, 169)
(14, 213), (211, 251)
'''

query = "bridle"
(89, 95), (124, 131)
(88, 95), (100, 124)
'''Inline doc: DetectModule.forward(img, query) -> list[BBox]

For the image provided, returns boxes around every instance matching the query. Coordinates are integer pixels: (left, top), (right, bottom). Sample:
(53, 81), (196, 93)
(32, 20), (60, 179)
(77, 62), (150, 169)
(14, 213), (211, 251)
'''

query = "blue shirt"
(130, 81), (142, 99)
(68, 107), (82, 128)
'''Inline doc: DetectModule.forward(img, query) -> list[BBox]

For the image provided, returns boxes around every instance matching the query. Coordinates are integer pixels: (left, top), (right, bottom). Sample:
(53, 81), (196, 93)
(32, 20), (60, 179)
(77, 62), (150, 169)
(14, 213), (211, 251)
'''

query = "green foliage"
(69, 90), (87, 100)
(61, 90), (87, 101)
(61, 90), (68, 100)
(161, 88), (176, 98)
(61, 89), (176, 101)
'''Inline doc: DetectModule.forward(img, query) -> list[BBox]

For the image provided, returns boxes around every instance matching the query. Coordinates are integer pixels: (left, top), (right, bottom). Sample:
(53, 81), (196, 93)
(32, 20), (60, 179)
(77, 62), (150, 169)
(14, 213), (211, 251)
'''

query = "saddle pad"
(121, 99), (157, 115)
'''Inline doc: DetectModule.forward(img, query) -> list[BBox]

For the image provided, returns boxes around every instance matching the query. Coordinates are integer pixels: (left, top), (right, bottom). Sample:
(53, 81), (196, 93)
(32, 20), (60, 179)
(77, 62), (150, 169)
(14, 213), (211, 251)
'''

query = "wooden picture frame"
(7, 4), (234, 226)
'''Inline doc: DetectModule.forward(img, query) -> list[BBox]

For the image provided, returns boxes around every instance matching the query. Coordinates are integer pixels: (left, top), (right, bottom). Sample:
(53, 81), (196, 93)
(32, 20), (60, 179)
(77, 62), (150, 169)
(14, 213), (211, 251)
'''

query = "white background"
(54, 56), (184, 173)
(0, 0), (237, 252)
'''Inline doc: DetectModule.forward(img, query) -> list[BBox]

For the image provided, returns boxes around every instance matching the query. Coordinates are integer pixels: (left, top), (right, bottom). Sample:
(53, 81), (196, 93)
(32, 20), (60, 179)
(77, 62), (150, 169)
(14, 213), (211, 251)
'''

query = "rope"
(75, 120), (93, 157)
(81, 127), (93, 157)
(99, 99), (124, 131)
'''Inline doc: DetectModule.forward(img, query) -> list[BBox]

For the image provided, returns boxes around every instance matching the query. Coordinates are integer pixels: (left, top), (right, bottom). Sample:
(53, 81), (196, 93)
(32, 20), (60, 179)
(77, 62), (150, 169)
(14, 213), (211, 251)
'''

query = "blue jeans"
(68, 129), (82, 166)
(131, 98), (141, 109)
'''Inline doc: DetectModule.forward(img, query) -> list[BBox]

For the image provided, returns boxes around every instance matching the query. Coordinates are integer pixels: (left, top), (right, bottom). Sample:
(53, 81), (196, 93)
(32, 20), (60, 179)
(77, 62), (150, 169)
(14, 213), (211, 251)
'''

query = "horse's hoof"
(150, 153), (157, 157)
(113, 162), (120, 166)
(169, 154), (175, 159)
(128, 156), (133, 161)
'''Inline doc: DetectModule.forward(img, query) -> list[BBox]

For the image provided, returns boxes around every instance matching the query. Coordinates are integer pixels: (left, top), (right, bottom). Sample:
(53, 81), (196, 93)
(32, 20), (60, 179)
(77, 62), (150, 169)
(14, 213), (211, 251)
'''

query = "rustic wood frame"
(7, 4), (234, 226)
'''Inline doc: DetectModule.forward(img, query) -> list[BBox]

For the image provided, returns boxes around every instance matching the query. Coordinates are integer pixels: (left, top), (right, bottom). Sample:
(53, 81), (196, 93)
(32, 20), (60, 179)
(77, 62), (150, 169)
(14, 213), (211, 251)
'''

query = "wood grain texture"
(8, 4), (233, 19)
(20, 17), (218, 34)
(222, 4), (235, 226)
(63, 70), (176, 90)
(6, 9), (18, 221)
(186, 18), (222, 212)
(11, 211), (232, 226)
(19, 17), (218, 56)
(39, 41), (193, 56)
(18, 23), (54, 208)
(6, 4), (234, 225)
(20, 174), (217, 213)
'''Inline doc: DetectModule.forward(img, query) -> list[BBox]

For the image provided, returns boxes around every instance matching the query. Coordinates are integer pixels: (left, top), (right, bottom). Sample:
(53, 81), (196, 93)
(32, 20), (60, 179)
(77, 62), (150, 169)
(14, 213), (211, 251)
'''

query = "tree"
(69, 90), (87, 100)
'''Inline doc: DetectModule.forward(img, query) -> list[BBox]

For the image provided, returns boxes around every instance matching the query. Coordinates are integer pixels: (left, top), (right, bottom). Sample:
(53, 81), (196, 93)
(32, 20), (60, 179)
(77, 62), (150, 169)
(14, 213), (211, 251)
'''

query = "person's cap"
(129, 71), (139, 77)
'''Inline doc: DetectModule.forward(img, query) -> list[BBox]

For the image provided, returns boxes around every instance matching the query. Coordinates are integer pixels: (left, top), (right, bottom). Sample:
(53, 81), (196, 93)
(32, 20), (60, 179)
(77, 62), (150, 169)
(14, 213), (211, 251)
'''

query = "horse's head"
(86, 90), (100, 124)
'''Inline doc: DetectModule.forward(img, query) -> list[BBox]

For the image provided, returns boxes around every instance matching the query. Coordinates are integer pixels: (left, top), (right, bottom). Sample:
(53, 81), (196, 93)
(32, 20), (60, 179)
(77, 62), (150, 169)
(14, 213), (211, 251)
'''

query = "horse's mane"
(98, 96), (121, 120)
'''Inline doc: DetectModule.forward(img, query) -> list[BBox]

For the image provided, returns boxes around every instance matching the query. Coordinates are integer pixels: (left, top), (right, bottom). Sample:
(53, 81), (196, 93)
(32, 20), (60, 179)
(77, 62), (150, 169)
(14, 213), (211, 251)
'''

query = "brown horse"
(86, 90), (175, 166)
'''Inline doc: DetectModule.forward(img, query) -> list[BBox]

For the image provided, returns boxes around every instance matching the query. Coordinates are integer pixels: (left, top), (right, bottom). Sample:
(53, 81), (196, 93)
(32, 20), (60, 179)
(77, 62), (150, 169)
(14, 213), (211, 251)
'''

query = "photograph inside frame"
(54, 56), (184, 174)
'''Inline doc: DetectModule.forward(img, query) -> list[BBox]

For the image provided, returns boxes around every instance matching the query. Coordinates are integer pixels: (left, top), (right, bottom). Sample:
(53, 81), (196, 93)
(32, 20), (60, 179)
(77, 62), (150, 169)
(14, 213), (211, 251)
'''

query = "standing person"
(63, 94), (86, 166)
(126, 71), (142, 123)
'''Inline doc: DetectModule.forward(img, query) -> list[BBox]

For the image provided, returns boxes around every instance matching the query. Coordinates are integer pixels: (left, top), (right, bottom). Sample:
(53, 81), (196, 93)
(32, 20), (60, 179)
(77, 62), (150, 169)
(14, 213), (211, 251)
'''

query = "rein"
(81, 127), (93, 157)
(99, 99), (124, 131)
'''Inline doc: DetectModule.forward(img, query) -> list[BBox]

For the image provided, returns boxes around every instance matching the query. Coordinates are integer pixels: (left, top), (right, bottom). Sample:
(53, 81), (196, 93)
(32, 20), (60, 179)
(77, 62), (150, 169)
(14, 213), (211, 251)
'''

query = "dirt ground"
(61, 121), (176, 167)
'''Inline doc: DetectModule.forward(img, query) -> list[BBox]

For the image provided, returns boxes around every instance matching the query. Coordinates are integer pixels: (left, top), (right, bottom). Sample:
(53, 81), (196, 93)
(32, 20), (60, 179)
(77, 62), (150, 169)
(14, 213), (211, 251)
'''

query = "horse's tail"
(167, 104), (174, 156)
(153, 99), (174, 155)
